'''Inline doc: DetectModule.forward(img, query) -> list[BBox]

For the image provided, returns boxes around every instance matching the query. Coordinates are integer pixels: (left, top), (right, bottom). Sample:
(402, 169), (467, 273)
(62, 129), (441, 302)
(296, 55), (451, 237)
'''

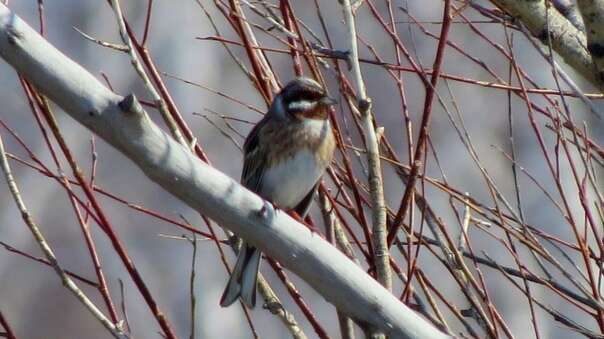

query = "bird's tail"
(220, 242), (261, 308)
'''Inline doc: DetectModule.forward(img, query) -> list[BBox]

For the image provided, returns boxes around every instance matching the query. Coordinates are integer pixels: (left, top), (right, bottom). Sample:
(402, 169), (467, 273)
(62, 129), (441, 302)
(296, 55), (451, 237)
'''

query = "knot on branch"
(411, 159), (423, 170)
(374, 249), (389, 258)
(263, 300), (285, 315)
(118, 93), (143, 115)
(6, 24), (23, 46)
(460, 307), (477, 318)
(227, 234), (240, 248)
(343, 49), (353, 70)
(115, 320), (126, 332)
(358, 98), (372, 114)
(309, 42), (351, 69)
(255, 200), (275, 223)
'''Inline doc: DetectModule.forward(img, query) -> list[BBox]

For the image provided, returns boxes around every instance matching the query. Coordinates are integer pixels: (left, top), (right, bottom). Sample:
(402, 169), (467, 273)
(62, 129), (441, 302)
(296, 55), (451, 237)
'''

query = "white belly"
(259, 149), (323, 209)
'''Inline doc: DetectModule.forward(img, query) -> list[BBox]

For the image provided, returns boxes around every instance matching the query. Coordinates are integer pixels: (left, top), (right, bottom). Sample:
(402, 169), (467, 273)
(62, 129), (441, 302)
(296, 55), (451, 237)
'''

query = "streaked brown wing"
(294, 182), (318, 218)
(241, 115), (270, 192)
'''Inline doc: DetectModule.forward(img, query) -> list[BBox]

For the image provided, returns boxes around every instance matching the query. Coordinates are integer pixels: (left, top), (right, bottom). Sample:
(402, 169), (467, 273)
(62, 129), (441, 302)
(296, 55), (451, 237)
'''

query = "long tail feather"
(240, 247), (261, 307)
(220, 243), (261, 308)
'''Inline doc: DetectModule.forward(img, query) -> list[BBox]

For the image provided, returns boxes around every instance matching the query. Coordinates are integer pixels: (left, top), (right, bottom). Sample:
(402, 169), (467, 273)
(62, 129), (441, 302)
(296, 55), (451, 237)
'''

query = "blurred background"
(1, 1), (603, 338)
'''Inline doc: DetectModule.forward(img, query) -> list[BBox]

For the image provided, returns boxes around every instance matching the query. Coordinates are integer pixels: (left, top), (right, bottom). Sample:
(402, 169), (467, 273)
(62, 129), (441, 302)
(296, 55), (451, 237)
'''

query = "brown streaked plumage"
(220, 77), (336, 308)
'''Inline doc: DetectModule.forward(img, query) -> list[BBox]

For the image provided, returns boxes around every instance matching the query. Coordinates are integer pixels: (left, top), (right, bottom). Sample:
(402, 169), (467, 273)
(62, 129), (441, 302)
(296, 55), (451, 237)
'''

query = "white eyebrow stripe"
(288, 100), (316, 111)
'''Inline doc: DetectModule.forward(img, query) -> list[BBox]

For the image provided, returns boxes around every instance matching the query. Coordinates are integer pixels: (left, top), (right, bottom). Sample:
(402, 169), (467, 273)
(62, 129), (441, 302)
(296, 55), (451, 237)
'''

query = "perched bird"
(220, 77), (337, 308)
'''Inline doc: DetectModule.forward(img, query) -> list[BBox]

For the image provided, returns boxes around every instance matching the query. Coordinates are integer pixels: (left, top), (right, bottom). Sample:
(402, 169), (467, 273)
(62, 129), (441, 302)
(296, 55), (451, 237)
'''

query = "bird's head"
(270, 77), (336, 120)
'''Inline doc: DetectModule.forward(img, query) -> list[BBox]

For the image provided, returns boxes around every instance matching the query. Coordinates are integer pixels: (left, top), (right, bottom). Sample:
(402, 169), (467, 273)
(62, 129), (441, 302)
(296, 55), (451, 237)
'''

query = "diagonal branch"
(0, 311), (16, 339)
(490, 0), (604, 91)
(0, 130), (127, 339)
(577, 0), (604, 76)
(0, 4), (448, 339)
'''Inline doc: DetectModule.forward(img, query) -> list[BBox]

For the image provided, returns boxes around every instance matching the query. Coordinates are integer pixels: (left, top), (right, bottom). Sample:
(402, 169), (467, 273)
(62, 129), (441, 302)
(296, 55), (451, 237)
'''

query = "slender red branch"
(0, 240), (98, 287)
(141, 0), (153, 46)
(228, 0), (273, 101)
(0, 310), (16, 339)
(266, 258), (331, 339)
(387, 0), (452, 245)
(37, 100), (177, 339)
(280, 1), (302, 76)
(21, 81), (120, 323)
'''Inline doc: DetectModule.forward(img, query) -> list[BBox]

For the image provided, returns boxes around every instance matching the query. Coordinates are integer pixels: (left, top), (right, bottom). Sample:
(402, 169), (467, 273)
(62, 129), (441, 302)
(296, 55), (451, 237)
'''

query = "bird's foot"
(288, 211), (319, 235)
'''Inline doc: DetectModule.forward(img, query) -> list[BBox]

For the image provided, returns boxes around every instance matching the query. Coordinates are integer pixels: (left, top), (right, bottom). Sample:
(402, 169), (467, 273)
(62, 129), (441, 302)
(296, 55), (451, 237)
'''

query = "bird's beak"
(320, 95), (338, 107)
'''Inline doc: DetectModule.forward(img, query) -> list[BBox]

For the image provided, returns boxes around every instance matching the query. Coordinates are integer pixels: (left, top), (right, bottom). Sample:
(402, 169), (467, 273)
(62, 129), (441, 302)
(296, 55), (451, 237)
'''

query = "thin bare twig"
(0, 135), (127, 339)
(341, 0), (392, 295)
(109, 0), (188, 146)
(0, 310), (16, 339)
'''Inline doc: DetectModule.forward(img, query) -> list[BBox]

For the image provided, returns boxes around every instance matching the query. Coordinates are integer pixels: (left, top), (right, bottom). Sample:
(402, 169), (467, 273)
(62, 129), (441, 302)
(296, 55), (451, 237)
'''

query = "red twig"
(387, 0), (452, 245)
(38, 100), (177, 339)
(20, 80), (120, 322)
(280, 1), (302, 76)
(0, 311), (16, 339)
(228, 0), (273, 102)
(36, 0), (44, 36)
(0, 240), (97, 287)
(266, 258), (330, 339)
(141, 0), (153, 46)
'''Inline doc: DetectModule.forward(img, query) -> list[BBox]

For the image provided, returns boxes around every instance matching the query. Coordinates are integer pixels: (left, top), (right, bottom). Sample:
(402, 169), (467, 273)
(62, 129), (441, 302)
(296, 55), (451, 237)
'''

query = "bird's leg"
(288, 210), (304, 223)
(304, 215), (318, 233)
(288, 210), (319, 235)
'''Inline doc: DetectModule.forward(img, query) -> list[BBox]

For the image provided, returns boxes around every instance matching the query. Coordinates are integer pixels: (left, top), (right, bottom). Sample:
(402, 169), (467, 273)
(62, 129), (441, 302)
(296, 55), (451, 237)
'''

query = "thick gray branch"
(553, 0), (585, 31)
(491, 0), (604, 90)
(0, 4), (448, 339)
(577, 0), (604, 76)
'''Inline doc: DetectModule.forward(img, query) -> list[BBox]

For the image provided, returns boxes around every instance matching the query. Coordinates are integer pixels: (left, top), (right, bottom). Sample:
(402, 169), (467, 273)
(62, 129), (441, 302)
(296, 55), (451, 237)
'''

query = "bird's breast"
(259, 148), (325, 209)
(259, 118), (335, 209)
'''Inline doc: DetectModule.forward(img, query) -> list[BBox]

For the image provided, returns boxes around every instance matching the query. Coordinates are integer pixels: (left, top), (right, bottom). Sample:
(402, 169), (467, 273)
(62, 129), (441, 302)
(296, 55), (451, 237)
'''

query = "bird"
(220, 77), (337, 308)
